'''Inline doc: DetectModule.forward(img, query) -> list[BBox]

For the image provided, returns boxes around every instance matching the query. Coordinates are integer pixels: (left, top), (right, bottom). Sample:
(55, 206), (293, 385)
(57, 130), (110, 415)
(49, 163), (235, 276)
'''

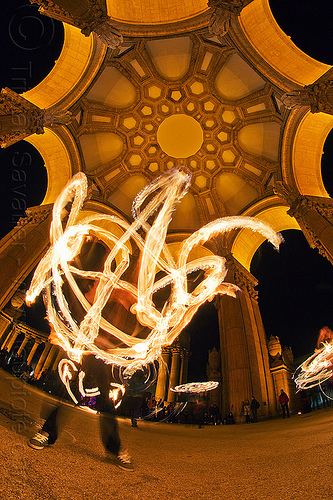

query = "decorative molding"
(281, 81), (333, 115)
(228, 257), (258, 299)
(208, 0), (253, 36)
(30, 0), (123, 48)
(0, 88), (73, 148)
(17, 205), (52, 226)
(274, 182), (333, 264)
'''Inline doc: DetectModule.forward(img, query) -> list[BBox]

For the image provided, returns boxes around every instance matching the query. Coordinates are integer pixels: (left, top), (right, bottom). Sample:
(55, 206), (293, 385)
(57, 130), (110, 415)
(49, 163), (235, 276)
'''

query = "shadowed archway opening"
(251, 229), (333, 358)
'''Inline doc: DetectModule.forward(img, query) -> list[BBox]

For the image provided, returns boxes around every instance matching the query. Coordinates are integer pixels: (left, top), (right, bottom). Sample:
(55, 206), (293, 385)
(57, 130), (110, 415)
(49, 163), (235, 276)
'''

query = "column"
(0, 313), (13, 346)
(0, 205), (52, 311)
(27, 340), (40, 365)
(167, 349), (181, 403)
(155, 349), (171, 402)
(4, 326), (20, 352)
(216, 257), (276, 419)
(51, 348), (64, 370)
(179, 352), (189, 385)
(34, 342), (52, 378)
(16, 335), (30, 356)
(40, 344), (58, 372)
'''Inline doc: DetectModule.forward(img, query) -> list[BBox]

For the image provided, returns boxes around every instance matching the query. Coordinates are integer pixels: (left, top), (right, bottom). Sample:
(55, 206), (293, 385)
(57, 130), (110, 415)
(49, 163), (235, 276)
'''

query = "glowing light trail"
(27, 168), (282, 374)
(171, 381), (219, 393)
(293, 342), (333, 390)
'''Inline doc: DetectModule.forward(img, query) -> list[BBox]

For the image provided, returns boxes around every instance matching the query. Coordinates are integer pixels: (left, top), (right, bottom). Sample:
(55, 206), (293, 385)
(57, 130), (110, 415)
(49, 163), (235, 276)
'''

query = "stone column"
(167, 349), (181, 403)
(0, 313), (13, 346)
(16, 335), (30, 356)
(155, 349), (171, 402)
(34, 342), (52, 378)
(51, 348), (64, 370)
(27, 340), (40, 365)
(4, 326), (20, 352)
(0, 88), (72, 148)
(208, 0), (253, 36)
(0, 205), (52, 311)
(215, 257), (276, 420)
(41, 345), (58, 372)
(179, 352), (189, 385)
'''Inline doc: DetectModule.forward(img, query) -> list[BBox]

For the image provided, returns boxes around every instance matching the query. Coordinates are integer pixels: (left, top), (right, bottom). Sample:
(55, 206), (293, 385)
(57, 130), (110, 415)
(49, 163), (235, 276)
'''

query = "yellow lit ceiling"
(106, 0), (208, 25)
(70, 33), (285, 227)
(23, 0), (333, 269)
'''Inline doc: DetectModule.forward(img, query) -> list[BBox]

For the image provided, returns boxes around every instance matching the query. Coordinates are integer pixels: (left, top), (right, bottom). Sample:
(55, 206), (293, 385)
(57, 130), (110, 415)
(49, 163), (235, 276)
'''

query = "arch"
(106, 0), (208, 24)
(86, 66), (137, 108)
(239, 0), (331, 86)
(22, 24), (102, 109)
(292, 111), (333, 197)
(26, 129), (73, 205)
(232, 203), (300, 271)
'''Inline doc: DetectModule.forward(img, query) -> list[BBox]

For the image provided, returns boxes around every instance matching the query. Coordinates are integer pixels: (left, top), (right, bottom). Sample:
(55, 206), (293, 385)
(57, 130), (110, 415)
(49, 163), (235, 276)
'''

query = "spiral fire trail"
(26, 168), (282, 375)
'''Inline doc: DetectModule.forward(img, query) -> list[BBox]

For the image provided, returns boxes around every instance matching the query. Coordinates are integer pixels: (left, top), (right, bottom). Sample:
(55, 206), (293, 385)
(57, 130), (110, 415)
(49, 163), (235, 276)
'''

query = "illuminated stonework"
(75, 33), (284, 210)
(157, 114), (203, 158)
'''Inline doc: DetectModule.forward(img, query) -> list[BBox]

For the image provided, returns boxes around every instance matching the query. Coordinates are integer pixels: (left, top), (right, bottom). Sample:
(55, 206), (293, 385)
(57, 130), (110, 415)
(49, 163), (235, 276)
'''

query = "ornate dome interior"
(2, 0), (333, 271)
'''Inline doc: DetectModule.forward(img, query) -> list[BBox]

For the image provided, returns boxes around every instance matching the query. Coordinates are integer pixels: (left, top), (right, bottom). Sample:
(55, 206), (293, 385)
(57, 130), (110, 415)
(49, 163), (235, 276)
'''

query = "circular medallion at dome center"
(157, 114), (203, 158)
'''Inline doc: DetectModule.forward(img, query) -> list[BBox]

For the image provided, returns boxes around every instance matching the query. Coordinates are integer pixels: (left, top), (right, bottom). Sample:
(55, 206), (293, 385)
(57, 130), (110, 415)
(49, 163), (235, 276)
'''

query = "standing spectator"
(279, 389), (290, 418)
(242, 400), (251, 423)
(250, 396), (260, 423)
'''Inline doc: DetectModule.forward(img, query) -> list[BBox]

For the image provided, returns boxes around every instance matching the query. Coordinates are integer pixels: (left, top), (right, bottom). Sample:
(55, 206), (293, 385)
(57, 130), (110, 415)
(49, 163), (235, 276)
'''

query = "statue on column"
(29, 0), (123, 49)
(0, 88), (73, 148)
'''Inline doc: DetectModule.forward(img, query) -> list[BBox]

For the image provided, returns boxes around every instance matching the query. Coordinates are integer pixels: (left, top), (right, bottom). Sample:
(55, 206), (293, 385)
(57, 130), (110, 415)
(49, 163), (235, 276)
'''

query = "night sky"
(1, 1), (333, 380)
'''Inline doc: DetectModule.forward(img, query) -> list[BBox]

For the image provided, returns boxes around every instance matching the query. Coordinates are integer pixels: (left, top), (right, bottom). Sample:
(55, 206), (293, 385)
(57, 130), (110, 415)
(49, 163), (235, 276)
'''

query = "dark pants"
(281, 403), (290, 418)
(42, 356), (122, 455)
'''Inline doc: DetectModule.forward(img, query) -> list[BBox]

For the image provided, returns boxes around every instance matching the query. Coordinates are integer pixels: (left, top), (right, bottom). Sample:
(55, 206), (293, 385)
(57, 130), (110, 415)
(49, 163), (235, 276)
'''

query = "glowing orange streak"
(26, 168), (282, 373)
(293, 342), (333, 390)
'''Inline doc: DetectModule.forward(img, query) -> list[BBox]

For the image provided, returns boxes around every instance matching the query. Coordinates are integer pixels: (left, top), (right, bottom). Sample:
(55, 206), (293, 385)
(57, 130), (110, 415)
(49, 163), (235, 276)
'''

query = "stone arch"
(239, 0), (331, 85)
(22, 24), (105, 109)
(26, 129), (74, 205)
(232, 202), (300, 271)
(291, 111), (333, 197)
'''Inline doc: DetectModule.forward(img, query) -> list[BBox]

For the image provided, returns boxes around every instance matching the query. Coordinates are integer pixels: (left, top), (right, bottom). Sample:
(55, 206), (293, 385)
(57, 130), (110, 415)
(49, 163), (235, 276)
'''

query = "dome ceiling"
(72, 33), (284, 226)
(106, 0), (208, 25)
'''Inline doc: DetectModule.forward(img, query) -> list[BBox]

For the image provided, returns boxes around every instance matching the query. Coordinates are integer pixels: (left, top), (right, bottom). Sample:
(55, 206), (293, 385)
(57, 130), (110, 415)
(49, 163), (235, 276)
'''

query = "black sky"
(1, 1), (333, 379)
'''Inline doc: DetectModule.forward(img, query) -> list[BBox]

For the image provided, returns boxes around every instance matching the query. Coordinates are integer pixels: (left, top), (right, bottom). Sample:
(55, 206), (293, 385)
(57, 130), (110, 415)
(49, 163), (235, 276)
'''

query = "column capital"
(17, 204), (52, 227)
(0, 88), (73, 148)
(227, 257), (258, 300)
(30, 0), (123, 48)
(208, 0), (253, 36)
(281, 80), (333, 115)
